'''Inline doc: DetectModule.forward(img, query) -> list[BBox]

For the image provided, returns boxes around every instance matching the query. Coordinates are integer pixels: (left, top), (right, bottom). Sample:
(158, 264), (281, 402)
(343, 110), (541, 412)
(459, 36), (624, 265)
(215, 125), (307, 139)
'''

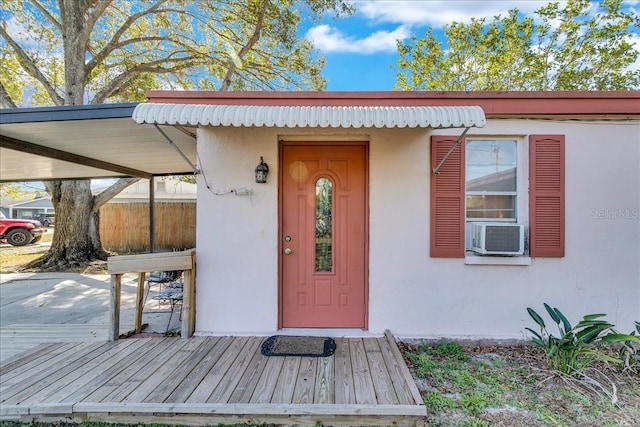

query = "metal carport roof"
(1, 102), (487, 183)
(0, 103), (197, 182)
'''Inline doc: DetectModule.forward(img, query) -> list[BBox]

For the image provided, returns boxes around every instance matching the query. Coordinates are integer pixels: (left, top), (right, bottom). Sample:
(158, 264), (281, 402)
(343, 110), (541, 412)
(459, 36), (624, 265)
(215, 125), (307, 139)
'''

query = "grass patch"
(423, 390), (457, 412)
(0, 249), (48, 272)
(0, 422), (273, 427)
(402, 341), (640, 427)
(0, 229), (108, 275)
(0, 230), (53, 273)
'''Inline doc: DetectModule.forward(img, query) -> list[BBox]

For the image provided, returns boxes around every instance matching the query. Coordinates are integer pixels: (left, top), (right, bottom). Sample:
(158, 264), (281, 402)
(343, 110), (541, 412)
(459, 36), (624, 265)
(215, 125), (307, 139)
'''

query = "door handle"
(284, 248), (292, 255)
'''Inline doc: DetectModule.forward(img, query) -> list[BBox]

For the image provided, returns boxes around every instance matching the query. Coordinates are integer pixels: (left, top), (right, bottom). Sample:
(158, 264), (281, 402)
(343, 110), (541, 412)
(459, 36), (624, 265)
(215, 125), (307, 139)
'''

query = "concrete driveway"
(0, 272), (181, 361)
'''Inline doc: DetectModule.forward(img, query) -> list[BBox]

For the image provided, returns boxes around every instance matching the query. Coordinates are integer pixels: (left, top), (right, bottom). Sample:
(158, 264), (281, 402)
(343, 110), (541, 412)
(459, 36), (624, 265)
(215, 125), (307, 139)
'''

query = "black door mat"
(261, 335), (336, 357)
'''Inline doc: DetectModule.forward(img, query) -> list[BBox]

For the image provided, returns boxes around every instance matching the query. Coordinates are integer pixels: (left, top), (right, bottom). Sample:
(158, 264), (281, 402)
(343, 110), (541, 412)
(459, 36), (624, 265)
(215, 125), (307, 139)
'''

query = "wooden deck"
(0, 324), (109, 363)
(0, 332), (427, 426)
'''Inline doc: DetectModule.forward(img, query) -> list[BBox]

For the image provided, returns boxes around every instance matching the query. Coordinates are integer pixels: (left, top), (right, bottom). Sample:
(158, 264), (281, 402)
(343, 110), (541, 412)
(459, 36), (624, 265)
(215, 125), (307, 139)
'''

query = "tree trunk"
(60, 0), (88, 105)
(28, 180), (107, 270)
(25, 177), (140, 271)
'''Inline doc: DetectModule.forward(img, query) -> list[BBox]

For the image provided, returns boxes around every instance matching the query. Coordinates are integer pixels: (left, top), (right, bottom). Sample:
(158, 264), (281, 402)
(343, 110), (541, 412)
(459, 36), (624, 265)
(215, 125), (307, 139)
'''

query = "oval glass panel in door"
(315, 177), (333, 272)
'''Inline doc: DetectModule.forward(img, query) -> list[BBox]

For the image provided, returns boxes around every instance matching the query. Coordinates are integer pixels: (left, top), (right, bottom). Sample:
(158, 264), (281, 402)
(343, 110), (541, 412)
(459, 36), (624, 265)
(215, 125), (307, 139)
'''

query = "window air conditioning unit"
(470, 222), (525, 256)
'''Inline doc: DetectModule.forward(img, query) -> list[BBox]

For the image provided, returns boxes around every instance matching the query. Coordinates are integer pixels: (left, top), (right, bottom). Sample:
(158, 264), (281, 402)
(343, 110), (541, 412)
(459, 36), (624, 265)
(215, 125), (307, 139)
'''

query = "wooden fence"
(99, 202), (196, 253)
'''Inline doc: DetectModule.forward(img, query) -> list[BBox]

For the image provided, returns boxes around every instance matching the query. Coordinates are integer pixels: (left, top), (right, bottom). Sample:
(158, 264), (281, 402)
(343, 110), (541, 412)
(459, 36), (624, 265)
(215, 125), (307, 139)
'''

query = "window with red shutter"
(431, 134), (565, 259)
(430, 136), (466, 258)
(529, 135), (565, 257)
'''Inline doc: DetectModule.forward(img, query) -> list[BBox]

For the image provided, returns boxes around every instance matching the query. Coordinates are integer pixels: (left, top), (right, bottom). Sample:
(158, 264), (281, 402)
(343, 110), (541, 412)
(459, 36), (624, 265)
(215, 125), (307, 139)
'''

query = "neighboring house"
(8, 196), (53, 219)
(133, 91), (639, 340)
(0, 196), (14, 218)
(4, 179), (195, 218)
(109, 177), (196, 203)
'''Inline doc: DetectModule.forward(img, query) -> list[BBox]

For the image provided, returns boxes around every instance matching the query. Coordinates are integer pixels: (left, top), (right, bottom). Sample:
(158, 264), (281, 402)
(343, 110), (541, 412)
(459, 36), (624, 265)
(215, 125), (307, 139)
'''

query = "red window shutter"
(431, 136), (465, 258)
(529, 135), (565, 257)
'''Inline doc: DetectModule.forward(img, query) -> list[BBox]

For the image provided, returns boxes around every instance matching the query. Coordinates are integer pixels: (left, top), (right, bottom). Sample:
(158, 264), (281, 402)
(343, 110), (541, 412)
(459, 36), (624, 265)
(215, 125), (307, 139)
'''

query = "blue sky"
(303, 0), (640, 90)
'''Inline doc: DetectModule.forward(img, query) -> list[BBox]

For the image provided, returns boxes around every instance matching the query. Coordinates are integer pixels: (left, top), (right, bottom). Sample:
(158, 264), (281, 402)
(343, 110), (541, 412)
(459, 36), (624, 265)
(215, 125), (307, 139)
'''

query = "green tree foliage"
(0, 0), (352, 269)
(0, 183), (23, 200)
(1, 0), (353, 107)
(395, 0), (640, 91)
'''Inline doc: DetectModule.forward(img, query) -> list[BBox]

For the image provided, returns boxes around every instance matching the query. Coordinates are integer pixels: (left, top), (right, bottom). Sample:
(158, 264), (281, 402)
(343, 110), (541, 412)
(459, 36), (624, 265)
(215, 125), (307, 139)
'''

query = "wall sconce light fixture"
(255, 156), (269, 183)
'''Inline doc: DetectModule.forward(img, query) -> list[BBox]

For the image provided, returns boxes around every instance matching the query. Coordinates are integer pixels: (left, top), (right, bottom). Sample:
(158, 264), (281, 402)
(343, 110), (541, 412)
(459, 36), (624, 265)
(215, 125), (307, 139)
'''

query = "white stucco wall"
(195, 119), (640, 340)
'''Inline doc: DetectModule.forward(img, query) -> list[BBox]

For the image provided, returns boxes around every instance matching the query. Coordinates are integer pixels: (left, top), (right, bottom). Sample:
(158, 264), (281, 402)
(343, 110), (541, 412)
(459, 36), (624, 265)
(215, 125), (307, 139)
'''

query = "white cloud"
(306, 24), (411, 53)
(309, 1), (558, 54)
(355, 0), (553, 27)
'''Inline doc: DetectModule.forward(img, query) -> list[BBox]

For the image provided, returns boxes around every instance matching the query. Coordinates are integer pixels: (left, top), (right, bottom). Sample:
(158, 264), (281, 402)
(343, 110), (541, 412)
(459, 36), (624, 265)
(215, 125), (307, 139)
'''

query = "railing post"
(109, 273), (122, 341)
(108, 249), (196, 340)
(181, 250), (196, 339)
(135, 272), (146, 333)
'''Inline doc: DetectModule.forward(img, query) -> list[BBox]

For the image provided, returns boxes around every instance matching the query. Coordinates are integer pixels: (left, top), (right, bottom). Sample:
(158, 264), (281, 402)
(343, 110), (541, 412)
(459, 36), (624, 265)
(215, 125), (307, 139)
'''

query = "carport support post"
(149, 177), (155, 253)
(109, 273), (122, 341)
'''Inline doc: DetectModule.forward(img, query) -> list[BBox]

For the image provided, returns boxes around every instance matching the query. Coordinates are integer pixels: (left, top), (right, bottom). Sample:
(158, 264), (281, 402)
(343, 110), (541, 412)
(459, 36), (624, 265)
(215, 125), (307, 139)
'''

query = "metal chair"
(143, 270), (183, 307)
(152, 283), (183, 333)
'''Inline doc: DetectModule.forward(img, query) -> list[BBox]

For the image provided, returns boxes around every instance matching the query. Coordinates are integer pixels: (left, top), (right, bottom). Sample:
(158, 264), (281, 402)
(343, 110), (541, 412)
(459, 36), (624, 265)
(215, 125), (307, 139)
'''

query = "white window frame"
(464, 137), (530, 263)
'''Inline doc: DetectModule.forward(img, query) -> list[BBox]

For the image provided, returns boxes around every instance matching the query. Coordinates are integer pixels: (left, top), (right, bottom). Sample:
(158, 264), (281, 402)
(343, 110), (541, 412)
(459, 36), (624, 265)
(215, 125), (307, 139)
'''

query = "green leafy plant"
(460, 393), (489, 415)
(526, 303), (614, 374)
(602, 321), (640, 374)
(410, 352), (439, 378)
(423, 390), (457, 412)
(459, 420), (493, 427)
(433, 341), (469, 361)
(418, 341), (469, 361)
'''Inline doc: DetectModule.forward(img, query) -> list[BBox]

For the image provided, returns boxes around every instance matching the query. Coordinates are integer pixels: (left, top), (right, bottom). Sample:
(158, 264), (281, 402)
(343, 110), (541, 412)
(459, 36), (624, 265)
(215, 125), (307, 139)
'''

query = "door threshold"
(278, 328), (378, 338)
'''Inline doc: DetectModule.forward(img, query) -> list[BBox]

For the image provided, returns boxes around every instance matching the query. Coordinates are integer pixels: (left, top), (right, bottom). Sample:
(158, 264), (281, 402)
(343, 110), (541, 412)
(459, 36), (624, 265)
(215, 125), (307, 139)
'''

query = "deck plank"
(384, 330), (424, 405)
(249, 355), (285, 403)
(1, 342), (103, 402)
(81, 338), (179, 402)
(143, 337), (219, 403)
(349, 338), (377, 405)
(60, 338), (168, 403)
(363, 338), (399, 405)
(291, 357), (317, 404)
(333, 337), (355, 404)
(377, 336), (413, 405)
(17, 339), (141, 405)
(227, 338), (270, 403)
(314, 356), (334, 404)
(0, 343), (64, 372)
(0, 342), (70, 380)
(122, 339), (204, 402)
(0, 324), (110, 362)
(206, 337), (262, 404)
(270, 356), (300, 404)
(187, 336), (250, 403)
(165, 336), (233, 403)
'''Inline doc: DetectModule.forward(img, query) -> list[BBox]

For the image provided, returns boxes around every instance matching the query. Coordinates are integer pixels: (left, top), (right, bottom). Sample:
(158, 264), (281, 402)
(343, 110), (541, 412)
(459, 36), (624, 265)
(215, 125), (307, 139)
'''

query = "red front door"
(280, 143), (367, 328)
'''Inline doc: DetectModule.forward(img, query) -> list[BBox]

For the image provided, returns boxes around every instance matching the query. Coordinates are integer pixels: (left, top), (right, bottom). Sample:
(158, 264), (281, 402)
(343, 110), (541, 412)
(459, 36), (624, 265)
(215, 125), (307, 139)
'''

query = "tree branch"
(93, 177), (140, 209)
(219, 0), (268, 91)
(84, 0), (113, 39)
(0, 80), (18, 108)
(91, 56), (200, 103)
(0, 26), (64, 105)
(85, 0), (170, 75)
(89, 35), (180, 62)
(28, 0), (62, 31)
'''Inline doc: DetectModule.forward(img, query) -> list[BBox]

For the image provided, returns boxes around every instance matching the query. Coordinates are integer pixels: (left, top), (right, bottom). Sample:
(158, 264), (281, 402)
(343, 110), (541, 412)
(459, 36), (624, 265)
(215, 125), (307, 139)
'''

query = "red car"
(0, 212), (47, 246)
